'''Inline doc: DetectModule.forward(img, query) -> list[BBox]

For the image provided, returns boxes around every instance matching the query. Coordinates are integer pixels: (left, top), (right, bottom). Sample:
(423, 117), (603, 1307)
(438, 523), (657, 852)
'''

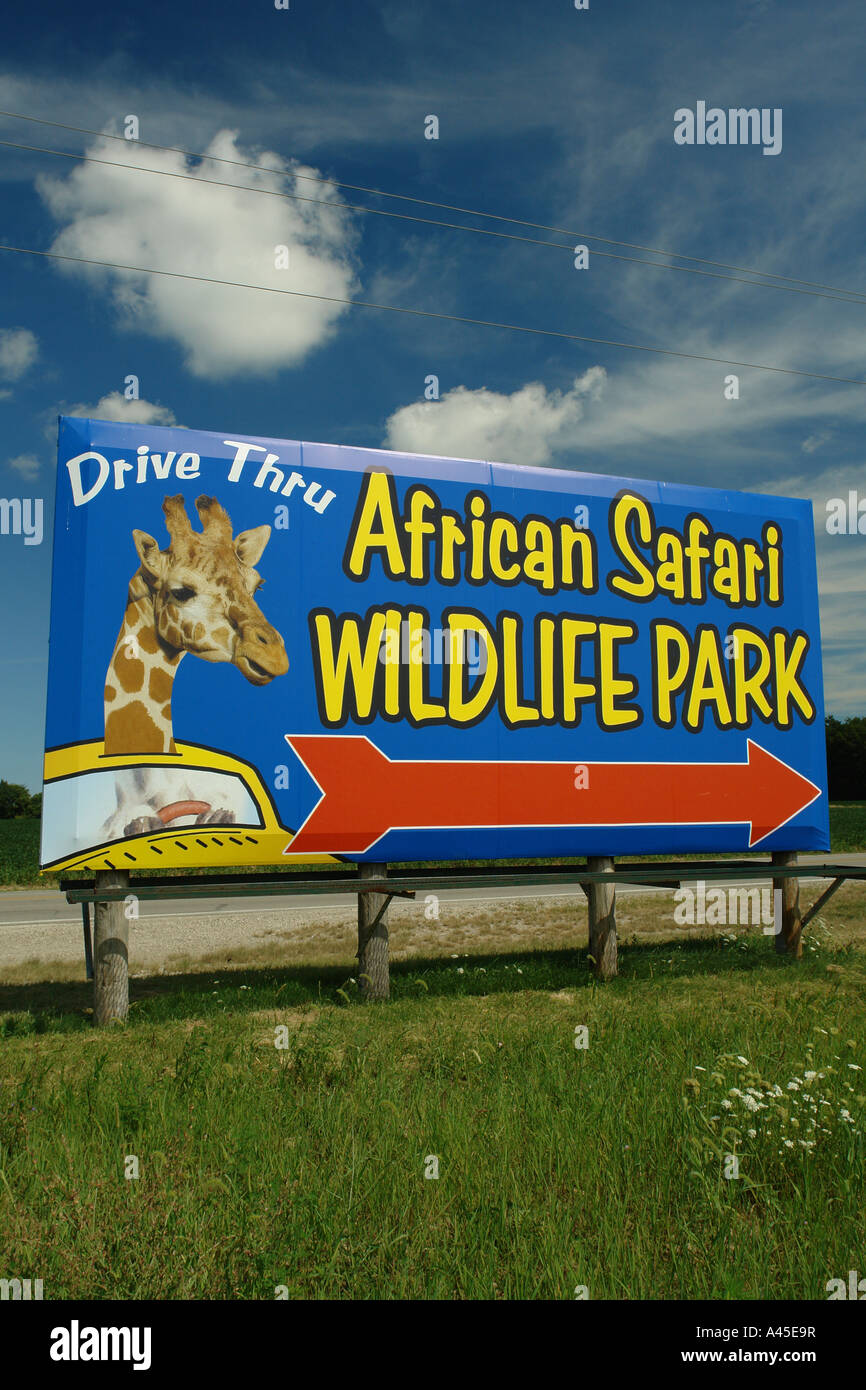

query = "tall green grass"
(1, 936), (863, 1299)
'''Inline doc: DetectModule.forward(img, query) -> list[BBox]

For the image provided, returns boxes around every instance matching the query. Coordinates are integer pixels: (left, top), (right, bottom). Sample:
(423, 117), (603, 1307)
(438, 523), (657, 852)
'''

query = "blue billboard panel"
(41, 416), (828, 872)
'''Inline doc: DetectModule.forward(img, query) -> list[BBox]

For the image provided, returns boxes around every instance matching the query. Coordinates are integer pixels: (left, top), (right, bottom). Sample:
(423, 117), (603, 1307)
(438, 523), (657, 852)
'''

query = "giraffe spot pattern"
(104, 684), (117, 702)
(115, 653), (145, 694)
(105, 700), (168, 755)
(149, 667), (174, 704)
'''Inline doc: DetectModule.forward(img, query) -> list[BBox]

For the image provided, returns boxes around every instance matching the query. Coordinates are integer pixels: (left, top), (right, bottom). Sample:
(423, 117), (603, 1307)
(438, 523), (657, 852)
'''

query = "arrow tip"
(746, 740), (822, 847)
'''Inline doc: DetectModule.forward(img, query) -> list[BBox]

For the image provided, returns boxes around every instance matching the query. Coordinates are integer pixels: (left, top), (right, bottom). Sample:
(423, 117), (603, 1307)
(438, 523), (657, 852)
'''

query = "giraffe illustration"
(99, 493), (288, 841)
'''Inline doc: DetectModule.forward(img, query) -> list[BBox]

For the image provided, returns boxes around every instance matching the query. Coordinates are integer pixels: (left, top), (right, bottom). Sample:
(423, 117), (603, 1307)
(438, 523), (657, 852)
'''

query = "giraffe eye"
(170, 585), (196, 602)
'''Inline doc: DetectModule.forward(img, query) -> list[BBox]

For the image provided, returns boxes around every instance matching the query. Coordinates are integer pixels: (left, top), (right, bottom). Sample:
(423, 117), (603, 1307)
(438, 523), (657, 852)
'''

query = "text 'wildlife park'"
(309, 474), (813, 734)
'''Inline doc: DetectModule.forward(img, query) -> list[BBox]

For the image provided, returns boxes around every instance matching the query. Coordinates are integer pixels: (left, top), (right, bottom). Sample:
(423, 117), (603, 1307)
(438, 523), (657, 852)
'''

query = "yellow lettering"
(765, 524), (781, 603)
(729, 628), (772, 724)
(407, 611), (445, 720)
(742, 543), (764, 603)
(406, 488), (437, 578)
(559, 523), (595, 590)
(523, 520), (556, 593)
(655, 532), (685, 600)
(598, 622), (639, 727)
(773, 631), (814, 724)
(686, 628), (732, 729)
(561, 618), (597, 723)
(610, 494), (655, 598)
(447, 613), (497, 722)
(712, 538), (741, 604)
(313, 611), (386, 722)
(538, 617), (555, 719)
(501, 616), (539, 723)
(654, 623), (691, 724)
(345, 473), (405, 578)
(489, 517), (520, 581)
(440, 513), (466, 581)
(685, 516), (711, 600)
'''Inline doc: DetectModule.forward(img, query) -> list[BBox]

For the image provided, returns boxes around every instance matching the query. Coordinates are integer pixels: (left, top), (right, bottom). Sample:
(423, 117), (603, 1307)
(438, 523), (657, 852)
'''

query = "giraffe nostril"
(256, 632), (269, 645)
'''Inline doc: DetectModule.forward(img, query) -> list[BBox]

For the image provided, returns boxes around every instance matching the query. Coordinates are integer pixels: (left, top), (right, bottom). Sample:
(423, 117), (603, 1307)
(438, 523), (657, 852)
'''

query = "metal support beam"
(81, 902), (93, 981)
(63, 858), (866, 905)
(800, 877), (845, 931)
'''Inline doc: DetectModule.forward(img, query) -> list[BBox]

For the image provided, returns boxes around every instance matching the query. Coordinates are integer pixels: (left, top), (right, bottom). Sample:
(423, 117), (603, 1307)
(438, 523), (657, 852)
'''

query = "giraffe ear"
(133, 529), (166, 580)
(234, 525), (271, 567)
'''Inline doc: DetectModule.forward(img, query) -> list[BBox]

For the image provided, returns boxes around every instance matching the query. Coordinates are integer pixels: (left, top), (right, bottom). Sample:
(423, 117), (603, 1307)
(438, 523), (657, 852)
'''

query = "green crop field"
(0, 818), (44, 888)
(825, 802), (866, 851)
(0, 928), (864, 1299)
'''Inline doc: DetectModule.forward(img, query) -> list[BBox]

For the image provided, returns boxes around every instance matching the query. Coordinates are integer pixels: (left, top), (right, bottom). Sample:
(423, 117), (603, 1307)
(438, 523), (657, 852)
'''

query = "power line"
(2, 240), (864, 386)
(3, 135), (866, 310)
(0, 106), (862, 303)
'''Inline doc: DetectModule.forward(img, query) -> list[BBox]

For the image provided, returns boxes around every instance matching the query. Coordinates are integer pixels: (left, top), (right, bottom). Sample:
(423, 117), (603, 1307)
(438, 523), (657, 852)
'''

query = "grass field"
(3, 802), (866, 886)
(0, 885), (864, 1299)
(2, 810), (864, 1299)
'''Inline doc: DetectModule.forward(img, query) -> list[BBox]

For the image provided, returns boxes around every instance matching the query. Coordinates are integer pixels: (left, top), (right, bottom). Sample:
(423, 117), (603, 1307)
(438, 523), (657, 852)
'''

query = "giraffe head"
(132, 494), (289, 685)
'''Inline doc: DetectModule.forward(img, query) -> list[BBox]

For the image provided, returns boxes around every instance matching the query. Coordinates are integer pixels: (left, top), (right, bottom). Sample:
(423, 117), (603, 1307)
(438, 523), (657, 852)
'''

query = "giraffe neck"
(104, 572), (184, 756)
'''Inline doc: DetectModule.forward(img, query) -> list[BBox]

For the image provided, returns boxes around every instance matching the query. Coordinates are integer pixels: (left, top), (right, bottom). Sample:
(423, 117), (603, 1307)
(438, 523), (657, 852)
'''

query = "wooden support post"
(357, 863), (390, 1001)
(772, 851), (802, 958)
(81, 903), (94, 981)
(93, 870), (130, 1025)
(587, 856), (617, 979)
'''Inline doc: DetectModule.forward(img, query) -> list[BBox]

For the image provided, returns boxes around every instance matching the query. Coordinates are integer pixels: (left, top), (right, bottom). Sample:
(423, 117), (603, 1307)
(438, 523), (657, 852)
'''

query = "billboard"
(41, 416), (829, 872)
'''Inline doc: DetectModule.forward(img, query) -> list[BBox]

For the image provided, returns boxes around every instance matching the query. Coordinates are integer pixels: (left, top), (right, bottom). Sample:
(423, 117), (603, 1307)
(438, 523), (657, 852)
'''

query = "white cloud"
(802, 431), (832, 454)
(7, 453), (40, 479)
(383, 369), (607, 465)
(37, 131), (360, 379)
(65, 392), (179, 427)
(0, 328), (38, 380)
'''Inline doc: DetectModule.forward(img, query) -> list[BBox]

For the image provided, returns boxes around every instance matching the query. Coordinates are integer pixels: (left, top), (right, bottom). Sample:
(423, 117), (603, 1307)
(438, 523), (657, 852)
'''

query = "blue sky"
(1, 0), (865, 790)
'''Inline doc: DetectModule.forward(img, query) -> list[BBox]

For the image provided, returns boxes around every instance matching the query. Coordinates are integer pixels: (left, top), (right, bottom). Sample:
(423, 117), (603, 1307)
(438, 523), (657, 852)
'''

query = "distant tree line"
(825, 716), (866, 801)
(0, 780), (42, 818)
(0, 716), (864, 818)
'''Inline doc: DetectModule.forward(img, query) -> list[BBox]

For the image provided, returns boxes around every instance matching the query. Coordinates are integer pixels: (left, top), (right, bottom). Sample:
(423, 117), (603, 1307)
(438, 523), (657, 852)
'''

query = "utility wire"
(0, 106), (862, 303)
(1, 240), (864, 386)
(3, 135), (866, 309)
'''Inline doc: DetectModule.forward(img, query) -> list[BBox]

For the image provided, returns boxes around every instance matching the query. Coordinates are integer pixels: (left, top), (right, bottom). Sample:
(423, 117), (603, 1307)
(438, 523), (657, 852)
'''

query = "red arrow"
(284, 736), (822, 855)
